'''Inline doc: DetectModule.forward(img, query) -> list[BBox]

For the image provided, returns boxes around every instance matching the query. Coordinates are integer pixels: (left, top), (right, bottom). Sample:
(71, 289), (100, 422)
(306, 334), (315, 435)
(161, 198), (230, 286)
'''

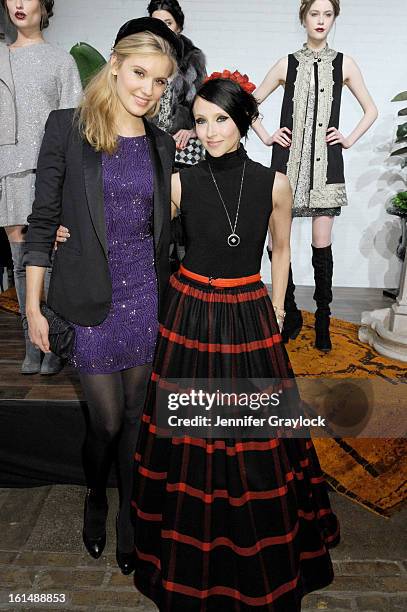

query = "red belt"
(179, 264), (261, 288)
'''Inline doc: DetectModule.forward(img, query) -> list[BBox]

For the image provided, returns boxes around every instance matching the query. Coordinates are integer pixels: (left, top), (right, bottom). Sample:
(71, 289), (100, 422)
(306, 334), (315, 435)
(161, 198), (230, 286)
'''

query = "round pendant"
(228, 233), (240, 247)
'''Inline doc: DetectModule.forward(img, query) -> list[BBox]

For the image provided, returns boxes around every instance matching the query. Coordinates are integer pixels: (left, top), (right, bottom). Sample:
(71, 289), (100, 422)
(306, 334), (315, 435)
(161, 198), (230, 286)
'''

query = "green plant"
(391, 191), (407, 211)
(391, 91), (407, 159)
(70, 43), (107, 88)
(390, 91), (407, 209)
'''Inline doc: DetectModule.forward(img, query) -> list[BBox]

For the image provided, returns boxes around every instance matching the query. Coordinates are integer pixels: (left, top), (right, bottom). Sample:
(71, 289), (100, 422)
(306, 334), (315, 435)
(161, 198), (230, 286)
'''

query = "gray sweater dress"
(0, 42), (82, 227)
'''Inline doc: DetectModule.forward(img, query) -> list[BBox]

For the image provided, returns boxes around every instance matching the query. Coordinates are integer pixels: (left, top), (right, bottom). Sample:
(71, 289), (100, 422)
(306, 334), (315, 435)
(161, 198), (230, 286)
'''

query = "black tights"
(80, 364), (151, 552)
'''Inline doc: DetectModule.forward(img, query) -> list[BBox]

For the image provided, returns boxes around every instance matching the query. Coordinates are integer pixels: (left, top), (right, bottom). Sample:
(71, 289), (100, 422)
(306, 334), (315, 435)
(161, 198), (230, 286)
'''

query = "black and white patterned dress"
(272, 44), (348, 218)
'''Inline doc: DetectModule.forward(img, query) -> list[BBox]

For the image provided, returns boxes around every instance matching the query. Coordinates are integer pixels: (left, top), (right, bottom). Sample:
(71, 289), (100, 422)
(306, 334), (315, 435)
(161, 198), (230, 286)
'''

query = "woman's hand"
(27, 311), (50, 353)
(326, 127), (351, 149)
(273, 305), (286, 333)
(173, 129), (196, 150)
(54, 225), (70, 251)
(265, 127), (292, 148)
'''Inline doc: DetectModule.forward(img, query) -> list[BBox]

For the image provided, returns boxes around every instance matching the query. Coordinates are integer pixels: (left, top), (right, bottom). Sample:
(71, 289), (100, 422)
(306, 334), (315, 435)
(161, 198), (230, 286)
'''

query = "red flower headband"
(204, 69), (256, 94)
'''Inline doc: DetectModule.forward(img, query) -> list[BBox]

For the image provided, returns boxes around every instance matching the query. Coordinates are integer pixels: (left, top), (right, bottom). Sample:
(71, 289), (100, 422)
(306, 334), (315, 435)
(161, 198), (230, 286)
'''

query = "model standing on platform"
(253, 0), (377, 351)
(147, 0), (206, 167)
(24, 18), (179, 575)
(132, 74), (340, 611)
(0, 0), (82, 374)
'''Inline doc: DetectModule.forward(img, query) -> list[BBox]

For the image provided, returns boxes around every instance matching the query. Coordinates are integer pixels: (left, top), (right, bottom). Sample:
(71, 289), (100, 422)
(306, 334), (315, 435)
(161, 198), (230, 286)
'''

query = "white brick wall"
(20, 1), (407, 287)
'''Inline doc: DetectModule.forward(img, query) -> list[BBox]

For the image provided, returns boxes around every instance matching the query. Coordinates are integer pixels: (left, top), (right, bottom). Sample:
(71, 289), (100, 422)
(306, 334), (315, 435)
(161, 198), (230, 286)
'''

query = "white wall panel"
(31, 0), (407, 287)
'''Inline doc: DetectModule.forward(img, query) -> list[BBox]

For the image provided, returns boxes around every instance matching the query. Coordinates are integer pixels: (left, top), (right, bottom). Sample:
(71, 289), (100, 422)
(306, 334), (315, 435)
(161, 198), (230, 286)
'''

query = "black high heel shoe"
(82, 489), (108, 559)
(116, 514), (136, 575)
(314, 311), (332, 352)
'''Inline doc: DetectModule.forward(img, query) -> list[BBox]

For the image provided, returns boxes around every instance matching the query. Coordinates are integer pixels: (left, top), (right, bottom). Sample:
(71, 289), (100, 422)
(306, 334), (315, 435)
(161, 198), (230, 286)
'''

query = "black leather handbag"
(40, 303), (75, 360)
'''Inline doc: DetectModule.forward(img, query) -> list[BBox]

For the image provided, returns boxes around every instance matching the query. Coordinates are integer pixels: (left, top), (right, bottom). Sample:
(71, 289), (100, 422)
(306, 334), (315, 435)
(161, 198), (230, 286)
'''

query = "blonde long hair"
(77, 31), (177, 153)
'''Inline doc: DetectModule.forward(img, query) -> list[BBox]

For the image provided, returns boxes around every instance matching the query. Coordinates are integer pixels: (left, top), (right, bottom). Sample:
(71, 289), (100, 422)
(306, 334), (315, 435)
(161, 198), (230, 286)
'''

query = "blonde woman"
(253, 0), (377, 351)
(24, 18), (179, 574)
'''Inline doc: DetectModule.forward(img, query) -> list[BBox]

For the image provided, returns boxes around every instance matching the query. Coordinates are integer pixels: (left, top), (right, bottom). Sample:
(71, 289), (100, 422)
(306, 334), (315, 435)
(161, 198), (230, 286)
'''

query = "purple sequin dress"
(70, 136), (158, 374)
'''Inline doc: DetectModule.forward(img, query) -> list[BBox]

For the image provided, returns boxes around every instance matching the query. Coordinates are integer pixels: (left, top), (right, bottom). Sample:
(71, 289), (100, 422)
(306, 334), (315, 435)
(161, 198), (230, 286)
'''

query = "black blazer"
(24, 108), (176, 326)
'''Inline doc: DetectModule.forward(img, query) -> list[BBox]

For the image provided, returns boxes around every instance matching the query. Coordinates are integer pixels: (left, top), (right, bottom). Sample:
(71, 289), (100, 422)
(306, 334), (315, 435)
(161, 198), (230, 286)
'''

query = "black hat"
(114, 17), (182, 57)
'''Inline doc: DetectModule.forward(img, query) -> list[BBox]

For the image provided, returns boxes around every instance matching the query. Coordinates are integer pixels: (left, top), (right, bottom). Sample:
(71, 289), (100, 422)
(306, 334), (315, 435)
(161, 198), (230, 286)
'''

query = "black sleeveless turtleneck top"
(178, 146), (276, 278)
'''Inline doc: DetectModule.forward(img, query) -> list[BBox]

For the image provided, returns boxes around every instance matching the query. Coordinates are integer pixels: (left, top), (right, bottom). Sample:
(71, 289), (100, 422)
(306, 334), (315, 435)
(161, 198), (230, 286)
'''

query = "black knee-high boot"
(267, 248), (303, 343)
(311, 244), (333, 352)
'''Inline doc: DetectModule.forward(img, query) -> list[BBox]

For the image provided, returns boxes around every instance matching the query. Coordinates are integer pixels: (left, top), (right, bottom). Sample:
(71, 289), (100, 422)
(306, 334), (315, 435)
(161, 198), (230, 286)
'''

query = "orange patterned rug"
(1, 289), (405, 516)
(0, 287), (19, 314)
(288, 311), (406, 517)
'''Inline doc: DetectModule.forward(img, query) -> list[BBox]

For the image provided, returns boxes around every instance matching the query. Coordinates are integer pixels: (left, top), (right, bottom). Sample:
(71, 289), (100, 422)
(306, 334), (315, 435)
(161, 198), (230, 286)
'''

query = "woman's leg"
(80, 371), (124, 558)
(6, 225), (41, 373)
(80, 371), (125, 497)
(311, 217), (334, 351)
(117, 364), (152, 553)
(311, 216), (334, 249)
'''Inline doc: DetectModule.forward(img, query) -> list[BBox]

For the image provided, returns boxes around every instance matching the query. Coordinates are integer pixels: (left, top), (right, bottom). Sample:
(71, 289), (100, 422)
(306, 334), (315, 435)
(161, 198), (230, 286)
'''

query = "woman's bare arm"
(252, 57), (290, 146)
(326, 56), (378, 148)
(254, 57), (288, 104)
(268, 172), (292, 321)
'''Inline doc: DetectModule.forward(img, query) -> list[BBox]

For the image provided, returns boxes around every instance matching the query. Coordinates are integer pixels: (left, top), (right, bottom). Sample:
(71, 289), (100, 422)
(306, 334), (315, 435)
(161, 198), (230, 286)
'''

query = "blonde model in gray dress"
(0, 0), (82, 374)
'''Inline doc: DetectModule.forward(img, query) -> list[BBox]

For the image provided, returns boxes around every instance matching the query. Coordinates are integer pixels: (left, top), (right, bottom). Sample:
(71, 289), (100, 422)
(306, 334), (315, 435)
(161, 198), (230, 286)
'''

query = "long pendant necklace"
(207, 160), (246, 247)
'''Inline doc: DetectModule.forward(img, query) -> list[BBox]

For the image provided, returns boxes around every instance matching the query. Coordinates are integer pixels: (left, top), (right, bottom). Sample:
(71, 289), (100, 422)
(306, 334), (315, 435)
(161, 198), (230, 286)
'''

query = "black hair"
(195, 78), (259, 138)
(147, 0), (185, 31)
(1, 0), (54, 29)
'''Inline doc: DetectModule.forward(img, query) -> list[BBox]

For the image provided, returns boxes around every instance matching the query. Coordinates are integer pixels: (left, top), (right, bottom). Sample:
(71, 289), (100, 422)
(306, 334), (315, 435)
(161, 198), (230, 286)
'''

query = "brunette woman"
(253, 0), (377, 351)
(131, 73), (340, 611)
(147, 0), (207, 167)
(0, 0), (82, 374)
(24, 18), (180, 574)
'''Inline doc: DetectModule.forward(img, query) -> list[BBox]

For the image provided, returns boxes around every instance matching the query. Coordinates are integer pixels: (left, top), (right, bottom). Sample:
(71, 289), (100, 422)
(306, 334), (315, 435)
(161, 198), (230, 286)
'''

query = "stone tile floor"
(0, 486), (406, 611)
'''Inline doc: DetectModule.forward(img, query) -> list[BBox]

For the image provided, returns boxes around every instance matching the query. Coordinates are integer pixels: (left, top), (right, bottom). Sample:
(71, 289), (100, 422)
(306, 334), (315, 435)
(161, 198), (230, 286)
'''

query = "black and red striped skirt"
(132, 269), (340, 611)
